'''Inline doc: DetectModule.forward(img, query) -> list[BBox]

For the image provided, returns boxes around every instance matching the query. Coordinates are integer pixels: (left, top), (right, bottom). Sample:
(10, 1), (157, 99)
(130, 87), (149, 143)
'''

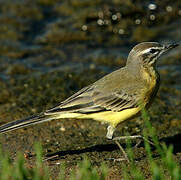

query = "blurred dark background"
(0, 0), (180, 114)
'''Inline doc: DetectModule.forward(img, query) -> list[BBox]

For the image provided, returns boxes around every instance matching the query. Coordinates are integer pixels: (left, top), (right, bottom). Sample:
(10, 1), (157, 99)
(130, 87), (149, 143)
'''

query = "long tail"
(0, 113), (59, 134)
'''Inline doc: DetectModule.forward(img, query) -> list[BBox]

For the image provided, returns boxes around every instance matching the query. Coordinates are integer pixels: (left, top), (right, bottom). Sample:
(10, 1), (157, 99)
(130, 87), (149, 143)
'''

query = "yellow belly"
(57, 107), (140, 128)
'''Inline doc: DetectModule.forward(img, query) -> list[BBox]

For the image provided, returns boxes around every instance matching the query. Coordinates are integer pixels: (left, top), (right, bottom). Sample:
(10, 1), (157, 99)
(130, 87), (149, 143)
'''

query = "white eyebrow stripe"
(141, 48), (153, 54)
(140, 47), (161, 55)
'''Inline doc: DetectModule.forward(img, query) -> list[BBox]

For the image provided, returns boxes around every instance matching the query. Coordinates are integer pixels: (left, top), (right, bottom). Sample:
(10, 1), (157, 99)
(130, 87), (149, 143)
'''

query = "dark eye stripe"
(150, 49), (158, 53)
(142, 50), (159, 64)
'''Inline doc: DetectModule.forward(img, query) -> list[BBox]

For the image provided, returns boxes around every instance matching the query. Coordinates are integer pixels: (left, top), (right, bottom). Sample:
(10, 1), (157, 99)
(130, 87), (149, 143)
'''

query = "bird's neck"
(143, 64), (159, 79)
(127, 61), (158, 76)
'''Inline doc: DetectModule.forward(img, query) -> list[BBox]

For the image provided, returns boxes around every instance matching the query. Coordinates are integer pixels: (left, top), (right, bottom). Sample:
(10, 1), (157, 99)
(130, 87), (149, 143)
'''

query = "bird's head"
(126, 42), (179, 67)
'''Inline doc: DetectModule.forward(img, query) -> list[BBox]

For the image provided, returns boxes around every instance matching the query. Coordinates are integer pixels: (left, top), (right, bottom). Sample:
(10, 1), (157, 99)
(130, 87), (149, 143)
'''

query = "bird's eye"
(150, 49), (157, 54)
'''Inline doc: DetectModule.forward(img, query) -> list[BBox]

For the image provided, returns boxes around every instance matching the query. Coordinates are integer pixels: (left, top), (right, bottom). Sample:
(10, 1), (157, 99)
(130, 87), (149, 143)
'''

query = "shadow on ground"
(43, 133), (181, 162)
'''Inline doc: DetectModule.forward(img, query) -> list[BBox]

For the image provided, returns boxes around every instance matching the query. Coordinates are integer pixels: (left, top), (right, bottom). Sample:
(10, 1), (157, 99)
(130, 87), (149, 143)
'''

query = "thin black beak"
(165, 43), (179, 50)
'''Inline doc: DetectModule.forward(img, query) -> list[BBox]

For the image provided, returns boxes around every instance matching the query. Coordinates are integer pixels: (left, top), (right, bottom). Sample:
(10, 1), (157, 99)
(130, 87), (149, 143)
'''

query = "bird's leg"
(106, 125), (129, 162)
(112, 135), (154, 146)
(106, 125), (115, 139)
(106, 125), (155, 162)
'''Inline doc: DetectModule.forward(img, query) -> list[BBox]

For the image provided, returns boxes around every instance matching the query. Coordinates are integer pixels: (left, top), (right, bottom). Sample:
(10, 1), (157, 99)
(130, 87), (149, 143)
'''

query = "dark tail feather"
(0, 113), (57, 134)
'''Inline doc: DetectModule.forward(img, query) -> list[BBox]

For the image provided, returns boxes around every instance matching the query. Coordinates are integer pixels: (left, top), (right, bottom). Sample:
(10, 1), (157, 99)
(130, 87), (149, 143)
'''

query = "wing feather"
(45, 86), (140, 115)
(92, 91), (139, 112)
(45, 68), (143, 115)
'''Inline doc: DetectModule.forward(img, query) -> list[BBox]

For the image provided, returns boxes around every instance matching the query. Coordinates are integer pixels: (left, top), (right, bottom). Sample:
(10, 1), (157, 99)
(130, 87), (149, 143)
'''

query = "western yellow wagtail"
(0, 42), (179, 160)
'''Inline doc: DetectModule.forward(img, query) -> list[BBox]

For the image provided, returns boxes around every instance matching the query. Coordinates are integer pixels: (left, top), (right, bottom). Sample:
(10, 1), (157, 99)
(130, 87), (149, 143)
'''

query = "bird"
(0, 42), (179, 161)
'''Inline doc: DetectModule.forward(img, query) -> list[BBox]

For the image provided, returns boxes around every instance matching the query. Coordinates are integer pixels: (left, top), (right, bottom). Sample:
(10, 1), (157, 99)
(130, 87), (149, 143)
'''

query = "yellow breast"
(141, 66), (160, 106)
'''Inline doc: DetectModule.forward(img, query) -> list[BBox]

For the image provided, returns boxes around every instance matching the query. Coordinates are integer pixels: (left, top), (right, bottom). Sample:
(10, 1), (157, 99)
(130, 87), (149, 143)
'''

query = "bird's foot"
(114, 140), (130, 162)
(106, 157), (129, 162)
(112, 135), (154, 146)
(108, 135), (154, 163)
(106, 140), (130, 162)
